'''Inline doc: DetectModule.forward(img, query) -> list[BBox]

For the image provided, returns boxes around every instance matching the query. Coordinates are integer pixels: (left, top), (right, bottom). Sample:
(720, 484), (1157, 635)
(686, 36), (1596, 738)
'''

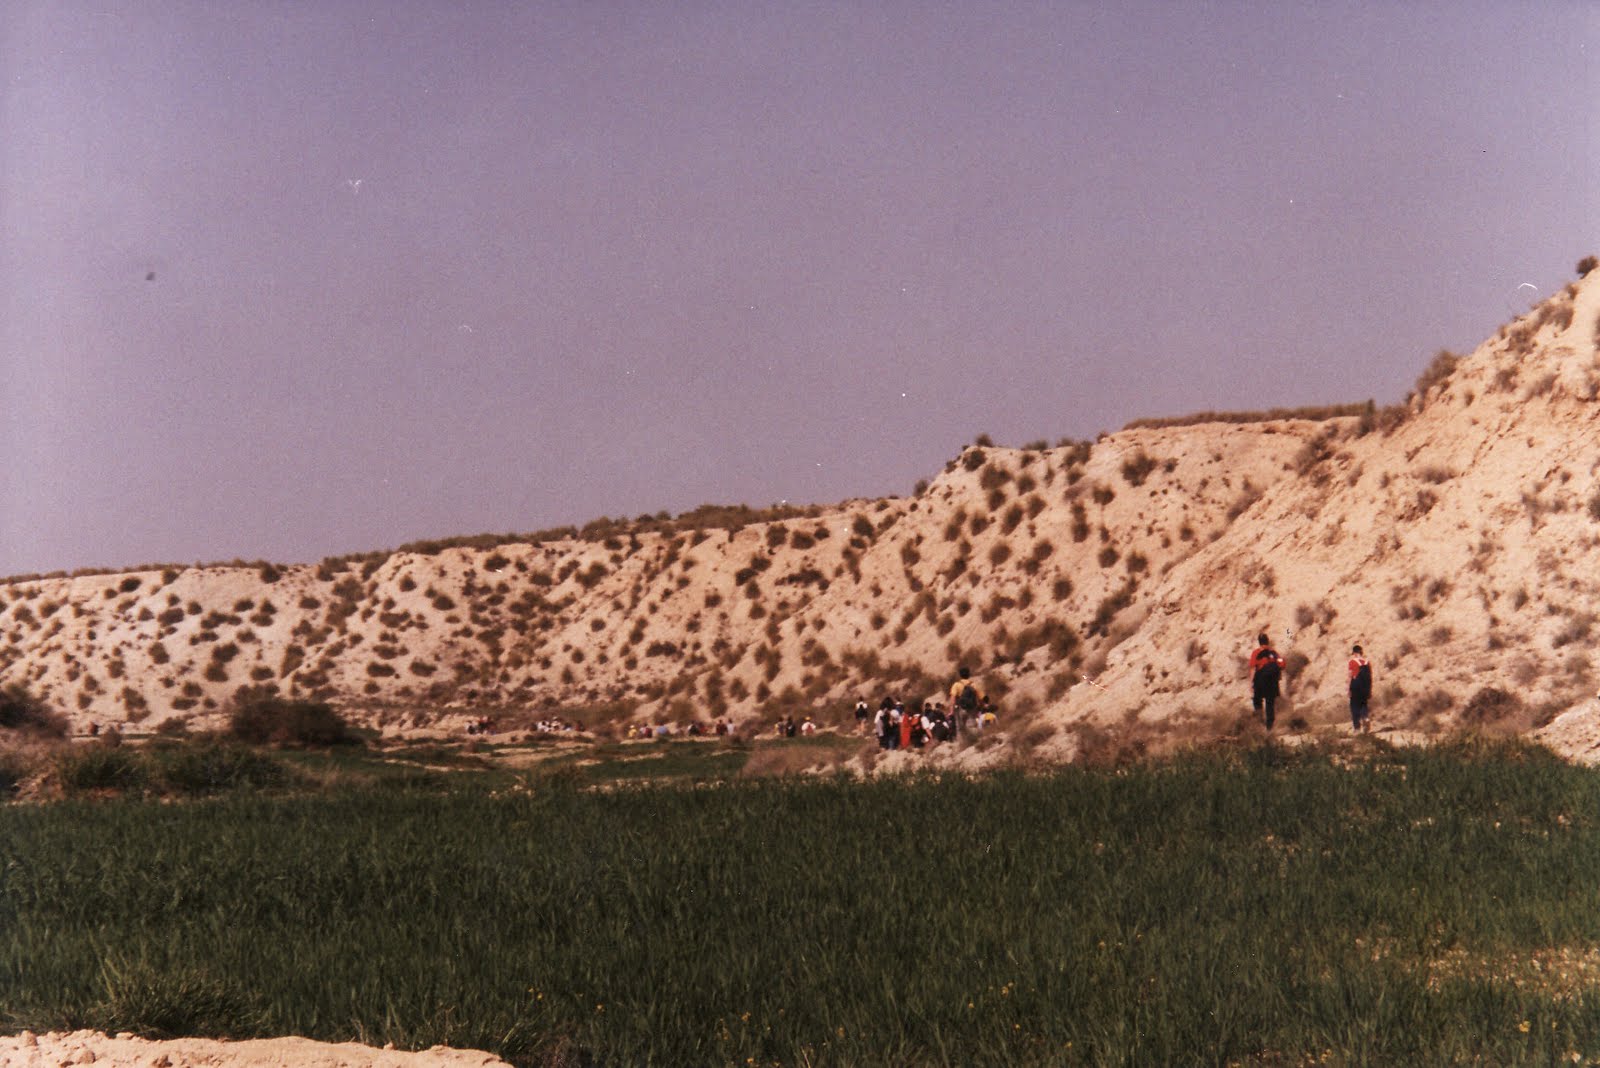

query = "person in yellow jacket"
(949, 666), (984, 732)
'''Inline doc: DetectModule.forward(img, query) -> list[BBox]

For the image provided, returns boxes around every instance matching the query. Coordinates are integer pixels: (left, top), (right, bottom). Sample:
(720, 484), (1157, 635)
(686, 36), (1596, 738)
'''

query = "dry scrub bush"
(1415, 465), (1456, 484)
(1120, 451), (1159, 487)
(1457, 687), (1521, 729)
(1124, 402), (1369, 431)
(227, 692), (358, 747)
(1070, 502), (1090, 543)
(0, 683), (67, 737)
(1523, 372), (1559, 401)
(979, 463), (1012, 492)
(1411, 349), (1461, 400)
(1225, 484), (1262, 523)
(1067, 722), (1155, 769)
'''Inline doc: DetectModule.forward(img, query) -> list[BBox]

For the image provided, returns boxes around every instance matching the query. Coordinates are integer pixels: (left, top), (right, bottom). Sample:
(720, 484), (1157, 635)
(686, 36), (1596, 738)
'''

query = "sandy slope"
(3, 263), (1599, 762)
(0, 1031), (509, 1067)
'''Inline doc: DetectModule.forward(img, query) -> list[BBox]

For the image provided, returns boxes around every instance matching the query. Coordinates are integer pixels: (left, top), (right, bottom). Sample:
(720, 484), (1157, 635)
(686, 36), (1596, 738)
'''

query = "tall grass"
(4, 740), (1600, 1065)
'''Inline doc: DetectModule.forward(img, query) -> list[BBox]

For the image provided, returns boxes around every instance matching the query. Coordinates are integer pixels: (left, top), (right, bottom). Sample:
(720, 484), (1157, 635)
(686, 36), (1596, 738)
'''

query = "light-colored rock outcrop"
(5, 267), (1599, 759)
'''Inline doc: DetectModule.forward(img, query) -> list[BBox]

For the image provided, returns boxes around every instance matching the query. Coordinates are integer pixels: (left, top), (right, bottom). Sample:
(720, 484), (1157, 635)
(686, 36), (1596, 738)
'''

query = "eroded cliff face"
(5, 270), (1599, 760)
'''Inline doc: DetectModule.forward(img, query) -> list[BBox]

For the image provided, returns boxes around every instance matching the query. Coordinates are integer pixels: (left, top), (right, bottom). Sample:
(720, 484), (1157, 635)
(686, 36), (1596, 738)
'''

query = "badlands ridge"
(6, 265), (1600, 762)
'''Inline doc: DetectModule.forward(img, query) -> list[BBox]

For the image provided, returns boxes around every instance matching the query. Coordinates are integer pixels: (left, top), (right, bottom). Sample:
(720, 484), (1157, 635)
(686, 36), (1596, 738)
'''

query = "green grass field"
(4, 737), (1600, 1065)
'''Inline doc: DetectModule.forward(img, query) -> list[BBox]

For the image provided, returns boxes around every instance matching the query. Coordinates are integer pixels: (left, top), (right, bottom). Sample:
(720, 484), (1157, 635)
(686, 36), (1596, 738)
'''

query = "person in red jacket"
(1248, 633), (1286, 729)
(898, 701), (917, 750)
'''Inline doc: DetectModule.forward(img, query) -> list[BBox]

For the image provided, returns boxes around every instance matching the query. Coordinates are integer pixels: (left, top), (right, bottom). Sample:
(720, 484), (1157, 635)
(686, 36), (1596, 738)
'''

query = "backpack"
(1256, 652), (1282, 684)
(1352, 661), (1372, 693)
(957, 681), (979, 711)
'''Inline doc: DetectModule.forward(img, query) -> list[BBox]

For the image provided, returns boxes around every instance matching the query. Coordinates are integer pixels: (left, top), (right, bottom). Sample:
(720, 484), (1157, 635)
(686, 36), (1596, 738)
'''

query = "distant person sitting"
(979, 700), (997, 730)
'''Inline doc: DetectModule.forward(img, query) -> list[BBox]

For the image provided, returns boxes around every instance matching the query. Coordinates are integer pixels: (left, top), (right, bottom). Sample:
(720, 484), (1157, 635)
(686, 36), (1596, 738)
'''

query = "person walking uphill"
(949, 666), (984, 733)
(1348, 644), (1373, 733)
(1248, 633), (1286, 729)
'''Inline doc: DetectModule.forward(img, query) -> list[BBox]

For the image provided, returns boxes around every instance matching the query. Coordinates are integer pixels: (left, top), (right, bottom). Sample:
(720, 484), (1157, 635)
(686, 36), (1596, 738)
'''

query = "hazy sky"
(3, 2), (1596, 576)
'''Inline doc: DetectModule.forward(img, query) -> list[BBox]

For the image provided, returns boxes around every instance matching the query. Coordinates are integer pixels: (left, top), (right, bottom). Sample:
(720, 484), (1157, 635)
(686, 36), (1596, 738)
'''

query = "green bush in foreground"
(3, 741), (1600, 1066)
(45, 743), (292, 798)
(146, 743), (291, 795)
(54, 746), (148, 793)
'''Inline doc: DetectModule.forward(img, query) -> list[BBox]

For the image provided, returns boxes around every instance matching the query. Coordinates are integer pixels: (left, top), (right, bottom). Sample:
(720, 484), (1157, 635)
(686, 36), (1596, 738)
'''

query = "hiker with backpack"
(874, 698), (897, 750)
(1348, 644), (1373, 733)
(1248, 633), (1286, 729)
(949, 666), (983, 734)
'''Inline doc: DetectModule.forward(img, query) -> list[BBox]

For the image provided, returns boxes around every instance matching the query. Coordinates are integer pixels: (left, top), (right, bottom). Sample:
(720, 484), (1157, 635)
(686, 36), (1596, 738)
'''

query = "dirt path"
(0, 1031), (510, 1068)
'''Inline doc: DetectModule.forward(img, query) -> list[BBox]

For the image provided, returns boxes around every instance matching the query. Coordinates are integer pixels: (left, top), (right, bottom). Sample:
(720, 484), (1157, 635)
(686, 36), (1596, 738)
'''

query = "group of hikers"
(502, 640), (1372, 744)
(847, 666), (999, 751)
(632, 719), (738, 739)
(1247, 633), (1373, 733)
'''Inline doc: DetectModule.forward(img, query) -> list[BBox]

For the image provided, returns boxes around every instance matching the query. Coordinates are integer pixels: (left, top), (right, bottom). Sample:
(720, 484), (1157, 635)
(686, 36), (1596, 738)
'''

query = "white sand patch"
(0, 1030), (510, 1068)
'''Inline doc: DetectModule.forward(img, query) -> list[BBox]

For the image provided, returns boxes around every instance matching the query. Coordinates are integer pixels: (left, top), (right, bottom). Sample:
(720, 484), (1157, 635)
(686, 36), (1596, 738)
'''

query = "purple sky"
(3, 1), (1597, 577)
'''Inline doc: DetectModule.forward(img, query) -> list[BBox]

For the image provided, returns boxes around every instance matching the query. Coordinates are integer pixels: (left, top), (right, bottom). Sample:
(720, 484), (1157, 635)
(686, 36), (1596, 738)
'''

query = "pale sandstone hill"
(1065, 266), (1600, 758)
(4, 264), (1599, 761)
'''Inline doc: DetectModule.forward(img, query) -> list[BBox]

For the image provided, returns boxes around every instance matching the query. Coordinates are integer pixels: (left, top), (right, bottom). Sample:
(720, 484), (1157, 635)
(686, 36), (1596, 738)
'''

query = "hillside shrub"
(227, 694), (358, 748)
(0, 684), (67, 737)
(1225, 484), (1262, 522)
(979, 463), (1011, 493)
(1120, 451), (1159, 487)
(1124, 402), (1370, 431)
(1070, 502), (1090, 542)
(1459, 686), (1519, 727)
(1412, 349), (1460, 400)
